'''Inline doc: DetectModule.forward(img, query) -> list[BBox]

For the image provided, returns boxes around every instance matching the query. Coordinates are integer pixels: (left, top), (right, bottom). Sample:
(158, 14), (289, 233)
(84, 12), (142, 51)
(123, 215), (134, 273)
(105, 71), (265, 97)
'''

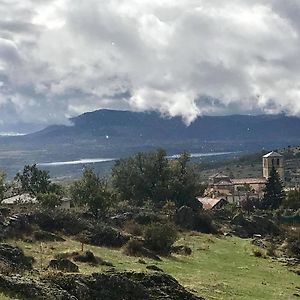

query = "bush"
(287, 234), (300, 258)
(33, 209), (90, 235)
(134, 211), (161, 225)
(123, 239), (144, 256)
(123, 239), (161, 260)
(195, 213), (218, 234)
(144, 223), (177, 255)
(123, 220), (143, 236)
(36, 192), (62, 208)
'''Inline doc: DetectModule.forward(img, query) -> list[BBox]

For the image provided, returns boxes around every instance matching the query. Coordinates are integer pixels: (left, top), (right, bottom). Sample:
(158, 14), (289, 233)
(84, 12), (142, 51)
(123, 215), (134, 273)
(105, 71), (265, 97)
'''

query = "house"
(2, 194), (71, 210)
(2, 193), (37, 205)
(197, 197), (229, 210)
(205, 151), (283, 203)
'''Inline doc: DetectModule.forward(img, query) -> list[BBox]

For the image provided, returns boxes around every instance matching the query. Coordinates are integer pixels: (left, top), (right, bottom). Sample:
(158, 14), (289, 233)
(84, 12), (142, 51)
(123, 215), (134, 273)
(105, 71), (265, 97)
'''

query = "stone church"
(206, 151), (284, 203)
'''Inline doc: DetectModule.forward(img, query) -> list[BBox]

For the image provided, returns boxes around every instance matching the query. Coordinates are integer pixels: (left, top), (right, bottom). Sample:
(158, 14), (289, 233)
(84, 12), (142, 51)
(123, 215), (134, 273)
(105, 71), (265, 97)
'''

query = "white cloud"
(1, 0), (300, 128)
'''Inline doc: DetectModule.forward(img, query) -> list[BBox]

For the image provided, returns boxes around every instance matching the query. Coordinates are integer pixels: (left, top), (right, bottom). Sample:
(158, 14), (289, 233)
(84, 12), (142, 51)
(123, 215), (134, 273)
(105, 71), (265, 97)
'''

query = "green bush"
(144, 223), (177, 255)
(123, 239), (144, 256)
(36, 192), (62, 208)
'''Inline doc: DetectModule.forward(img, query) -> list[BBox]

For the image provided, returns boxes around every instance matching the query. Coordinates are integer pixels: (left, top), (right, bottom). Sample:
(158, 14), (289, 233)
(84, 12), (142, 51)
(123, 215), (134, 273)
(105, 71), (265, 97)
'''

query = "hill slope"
(28, 110), (300, 144)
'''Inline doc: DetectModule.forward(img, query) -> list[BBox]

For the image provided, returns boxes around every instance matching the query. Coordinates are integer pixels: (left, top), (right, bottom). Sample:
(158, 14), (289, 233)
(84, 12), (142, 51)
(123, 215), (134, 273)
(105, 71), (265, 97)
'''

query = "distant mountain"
(27, 109), (300, 145)
(1, 109), (300, 179)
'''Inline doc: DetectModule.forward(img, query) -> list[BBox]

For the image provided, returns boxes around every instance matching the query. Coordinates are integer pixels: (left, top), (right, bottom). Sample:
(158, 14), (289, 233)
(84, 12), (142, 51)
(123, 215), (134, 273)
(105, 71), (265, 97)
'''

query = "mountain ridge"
(26, 109), (300, 144)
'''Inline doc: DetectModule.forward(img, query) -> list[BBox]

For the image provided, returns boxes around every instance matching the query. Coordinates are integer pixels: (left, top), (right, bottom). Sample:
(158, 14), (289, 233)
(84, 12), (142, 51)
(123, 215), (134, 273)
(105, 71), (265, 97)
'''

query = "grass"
(8, 233), (299, 300)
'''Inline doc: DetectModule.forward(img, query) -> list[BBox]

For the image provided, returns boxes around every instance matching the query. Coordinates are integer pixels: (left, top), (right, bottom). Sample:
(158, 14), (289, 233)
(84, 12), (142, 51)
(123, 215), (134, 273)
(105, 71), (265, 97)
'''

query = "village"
(198, 151), (286, 210)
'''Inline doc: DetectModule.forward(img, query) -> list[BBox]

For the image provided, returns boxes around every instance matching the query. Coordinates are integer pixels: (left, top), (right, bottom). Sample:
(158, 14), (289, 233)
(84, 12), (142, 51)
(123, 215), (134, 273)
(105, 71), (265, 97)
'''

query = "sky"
(1, 0), (300, 130)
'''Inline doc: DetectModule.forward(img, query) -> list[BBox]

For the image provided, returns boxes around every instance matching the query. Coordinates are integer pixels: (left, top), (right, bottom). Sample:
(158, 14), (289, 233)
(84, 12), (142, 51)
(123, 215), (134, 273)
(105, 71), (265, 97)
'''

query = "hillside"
(27, 110), (300, 146)
(1, 109), (300, 179)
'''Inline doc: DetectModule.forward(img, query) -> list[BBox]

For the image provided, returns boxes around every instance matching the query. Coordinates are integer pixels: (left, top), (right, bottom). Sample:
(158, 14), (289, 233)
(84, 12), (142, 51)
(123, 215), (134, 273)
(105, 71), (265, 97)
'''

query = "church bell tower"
(263, 151), (284, 182)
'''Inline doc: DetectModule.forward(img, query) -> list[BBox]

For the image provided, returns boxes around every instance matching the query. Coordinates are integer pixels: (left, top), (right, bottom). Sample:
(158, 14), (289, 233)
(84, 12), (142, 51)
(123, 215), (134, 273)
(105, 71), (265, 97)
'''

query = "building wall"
(263, 157), (284, 181)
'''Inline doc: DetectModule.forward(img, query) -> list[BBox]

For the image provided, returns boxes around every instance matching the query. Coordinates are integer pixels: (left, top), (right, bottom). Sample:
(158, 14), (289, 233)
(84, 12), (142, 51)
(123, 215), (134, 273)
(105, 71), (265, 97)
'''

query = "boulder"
(0, 244), (33, 272)
(171, 245), (192, 255)
(146, 265), (164, 272)
(48, 259), (79, 273)
(0, 270), (205, 300)
(0, 274), (73, 300)
(231, 213), (280, 238)
(73, 251), (114, 267)
(50, 270), (205, 300)
(78, 225), (130, 248)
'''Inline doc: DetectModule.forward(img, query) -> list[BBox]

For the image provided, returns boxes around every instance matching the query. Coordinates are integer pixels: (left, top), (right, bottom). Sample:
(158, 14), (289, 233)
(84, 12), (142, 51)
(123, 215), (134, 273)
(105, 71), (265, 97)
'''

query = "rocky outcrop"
(0, 244), (33, 272)
(231, 213), (280, 238)
(0, 270), (205, 300)
(77, 225), (130, 248)
(48, 259), (79, 273)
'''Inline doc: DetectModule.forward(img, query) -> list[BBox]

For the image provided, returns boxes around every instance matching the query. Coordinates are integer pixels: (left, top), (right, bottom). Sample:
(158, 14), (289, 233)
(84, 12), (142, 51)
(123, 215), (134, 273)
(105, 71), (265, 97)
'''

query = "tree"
(112, 149), (199, 207)
(70, 168), (112, 215)
(283, 189), (300, 210)
(15, 164), (51, 195)
(168, 151), (199, 207)
(36, 192), (62, 208)
(261, 166), (285, 210)
(112, 149), (170, 205)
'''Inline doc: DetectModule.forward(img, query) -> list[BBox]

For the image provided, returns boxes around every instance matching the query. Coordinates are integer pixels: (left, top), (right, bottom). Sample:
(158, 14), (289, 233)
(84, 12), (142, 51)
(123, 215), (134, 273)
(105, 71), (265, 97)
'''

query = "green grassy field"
(8, 233), (299, 300)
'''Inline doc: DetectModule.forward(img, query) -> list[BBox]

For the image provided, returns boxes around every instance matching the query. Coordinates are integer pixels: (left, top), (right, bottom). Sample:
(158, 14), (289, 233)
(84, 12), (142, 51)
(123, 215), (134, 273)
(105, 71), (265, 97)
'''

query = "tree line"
(0, 149), (299, 213)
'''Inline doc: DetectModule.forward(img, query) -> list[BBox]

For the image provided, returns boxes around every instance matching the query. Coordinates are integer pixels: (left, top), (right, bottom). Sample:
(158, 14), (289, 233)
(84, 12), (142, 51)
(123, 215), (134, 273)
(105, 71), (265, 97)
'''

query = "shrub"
(134, 210), (161, 225)
(144, 223), (177, 255)
(123, 239), (144, 256)
(287, 234), (300, 258)
(195, 212), (218, 234)
(33, 209), (90, 235)
(36, 192), (62, 208)
(123, 220), (143, 236)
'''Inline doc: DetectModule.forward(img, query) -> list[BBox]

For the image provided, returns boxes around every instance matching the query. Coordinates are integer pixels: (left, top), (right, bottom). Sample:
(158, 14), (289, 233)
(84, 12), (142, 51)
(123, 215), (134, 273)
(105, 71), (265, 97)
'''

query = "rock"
(138, 259), (146, 264)
(171, 245), (192, 255)
(73, 251), (97, 264)
(146, 265), (164, 272)
(78, 225), (130, 248)
(0, 270), (204, 300)
(231, 213), (280, 238)
(73, 251), (114, 267)
(110, 212), (133, 226)
(33, 230), (65, 242)
(251, 239), (268, 249)
(48, 259), (79, 273)
(0, 274), (74, 300)
(0, 244), (33, 271)
(50, 270), (205, 300)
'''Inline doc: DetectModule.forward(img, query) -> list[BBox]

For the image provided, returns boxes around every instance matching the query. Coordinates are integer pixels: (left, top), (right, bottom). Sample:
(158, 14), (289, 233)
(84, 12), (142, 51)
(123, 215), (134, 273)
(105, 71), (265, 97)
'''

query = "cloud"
(1, 0), (300, 129)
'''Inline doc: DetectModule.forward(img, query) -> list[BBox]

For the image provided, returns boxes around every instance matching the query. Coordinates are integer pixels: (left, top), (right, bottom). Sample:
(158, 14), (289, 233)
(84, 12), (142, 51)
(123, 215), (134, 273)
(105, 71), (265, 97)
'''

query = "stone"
(0, 244), (33, 271)
(146, 265), (164, 272)
(48, 259), (79, 273)
(171, 245), (192, 255)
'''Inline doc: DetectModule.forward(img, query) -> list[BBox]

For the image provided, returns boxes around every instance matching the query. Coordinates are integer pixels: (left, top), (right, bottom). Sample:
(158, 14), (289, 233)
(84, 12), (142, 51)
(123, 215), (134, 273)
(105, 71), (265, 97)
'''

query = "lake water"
(38, 151), (235, 167)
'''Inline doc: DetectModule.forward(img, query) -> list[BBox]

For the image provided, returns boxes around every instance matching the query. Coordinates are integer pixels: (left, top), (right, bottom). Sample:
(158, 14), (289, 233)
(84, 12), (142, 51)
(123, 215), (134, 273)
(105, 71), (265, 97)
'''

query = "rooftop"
(263, 151), (283, 158)
(197, 197), (228, 210)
